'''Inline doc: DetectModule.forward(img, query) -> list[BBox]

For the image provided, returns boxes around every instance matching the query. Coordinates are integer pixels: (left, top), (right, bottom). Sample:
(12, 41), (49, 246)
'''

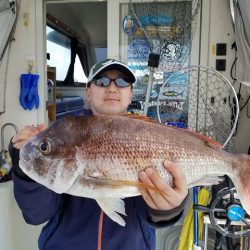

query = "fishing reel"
(194, 187), (250, 238)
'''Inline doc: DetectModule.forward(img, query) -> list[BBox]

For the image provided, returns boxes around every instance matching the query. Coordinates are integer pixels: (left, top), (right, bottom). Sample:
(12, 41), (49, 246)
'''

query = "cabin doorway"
(44, 0), (107, 122)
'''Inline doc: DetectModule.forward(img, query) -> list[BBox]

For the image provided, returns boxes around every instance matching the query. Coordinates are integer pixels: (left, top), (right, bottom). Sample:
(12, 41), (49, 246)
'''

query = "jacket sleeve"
(9, 142), (65, 225)
(146, 194), (188, 228)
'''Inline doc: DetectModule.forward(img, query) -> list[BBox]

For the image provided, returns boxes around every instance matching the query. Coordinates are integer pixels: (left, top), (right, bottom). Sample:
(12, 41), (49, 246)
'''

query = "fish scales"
(77, 116), (228, 179)
(19, 115), (250, 226)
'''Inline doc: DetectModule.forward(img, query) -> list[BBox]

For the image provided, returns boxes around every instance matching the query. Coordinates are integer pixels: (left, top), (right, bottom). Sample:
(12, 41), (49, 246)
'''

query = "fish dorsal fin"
(120, 114), (222, 148)
(183, 129), (223, 149)
(162, 125), (223, 149)
(120, 113), (161, 125)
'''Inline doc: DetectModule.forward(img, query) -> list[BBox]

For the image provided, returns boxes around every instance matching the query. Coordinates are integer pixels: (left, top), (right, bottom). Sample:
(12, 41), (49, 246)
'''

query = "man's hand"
(139, 160), (188, 210)
(12, 124), (46, 149)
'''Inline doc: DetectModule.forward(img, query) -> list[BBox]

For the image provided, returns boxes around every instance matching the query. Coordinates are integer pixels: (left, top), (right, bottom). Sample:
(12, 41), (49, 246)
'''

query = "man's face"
(86, 70), (133, 115)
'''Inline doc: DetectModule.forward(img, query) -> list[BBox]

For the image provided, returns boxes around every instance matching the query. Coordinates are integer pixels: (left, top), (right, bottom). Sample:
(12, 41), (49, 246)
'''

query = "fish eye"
(39, 140), (51, 155)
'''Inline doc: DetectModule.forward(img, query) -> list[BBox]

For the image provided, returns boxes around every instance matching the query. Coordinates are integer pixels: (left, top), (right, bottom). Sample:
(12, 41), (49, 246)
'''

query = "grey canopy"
(0, 0), (18, 115)
(0, 0), (17, 62)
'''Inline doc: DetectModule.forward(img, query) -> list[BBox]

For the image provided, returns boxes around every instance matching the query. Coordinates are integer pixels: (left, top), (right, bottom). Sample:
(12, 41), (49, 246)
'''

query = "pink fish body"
(19, 115), (250, 226)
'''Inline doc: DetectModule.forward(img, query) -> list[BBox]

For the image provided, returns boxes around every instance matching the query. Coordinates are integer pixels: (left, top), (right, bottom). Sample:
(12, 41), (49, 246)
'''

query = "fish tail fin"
(230, 155), (250, 215)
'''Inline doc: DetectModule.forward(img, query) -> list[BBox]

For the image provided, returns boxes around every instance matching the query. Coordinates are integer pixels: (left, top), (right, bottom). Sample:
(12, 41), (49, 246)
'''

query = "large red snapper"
(19, 115), (250, 226)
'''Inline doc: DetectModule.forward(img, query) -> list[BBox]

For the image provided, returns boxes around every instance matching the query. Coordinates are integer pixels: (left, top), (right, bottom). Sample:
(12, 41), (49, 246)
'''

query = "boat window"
(46, 26), (88, 84)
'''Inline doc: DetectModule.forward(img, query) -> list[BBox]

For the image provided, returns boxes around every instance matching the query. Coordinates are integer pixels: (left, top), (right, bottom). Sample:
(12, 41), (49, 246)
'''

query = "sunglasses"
(88, 77), (132, 88)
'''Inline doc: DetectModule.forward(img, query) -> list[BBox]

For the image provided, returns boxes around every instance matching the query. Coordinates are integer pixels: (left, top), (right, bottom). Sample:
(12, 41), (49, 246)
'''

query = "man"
(10, 59), (188, 250)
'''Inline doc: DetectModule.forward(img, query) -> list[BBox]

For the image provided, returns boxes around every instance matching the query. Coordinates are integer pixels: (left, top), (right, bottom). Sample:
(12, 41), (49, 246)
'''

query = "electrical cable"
(228, 54), (241, 136)
(0, 43), (11, 116)
(240, 95), (250, 111)
(230, 57), (238, 81)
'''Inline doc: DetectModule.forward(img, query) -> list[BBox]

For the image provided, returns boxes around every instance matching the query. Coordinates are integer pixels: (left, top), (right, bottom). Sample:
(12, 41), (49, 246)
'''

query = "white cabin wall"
(207, 0), (249, 154)
(1, 0), (46, 149)
(190, 0), (250, 154)
(234, 91), (250, 154)
(107, 0), (120, 60)
(0, 182), (44, 250)
(208, 0), (235, 80)
(0, 1), (44, 250)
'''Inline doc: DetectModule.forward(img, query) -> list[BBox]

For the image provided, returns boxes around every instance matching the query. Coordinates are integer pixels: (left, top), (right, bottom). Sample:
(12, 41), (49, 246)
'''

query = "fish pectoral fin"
(87, 176), (160, 192)
(96, 198), (126, 226)
(51, 159), (79, 194)
(188, 176), (225, 187)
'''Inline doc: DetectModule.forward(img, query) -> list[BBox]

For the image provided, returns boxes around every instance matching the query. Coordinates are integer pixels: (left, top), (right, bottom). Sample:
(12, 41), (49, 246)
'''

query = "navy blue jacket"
(14, 174), (159, 250)
(10, 144), (184, 250)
